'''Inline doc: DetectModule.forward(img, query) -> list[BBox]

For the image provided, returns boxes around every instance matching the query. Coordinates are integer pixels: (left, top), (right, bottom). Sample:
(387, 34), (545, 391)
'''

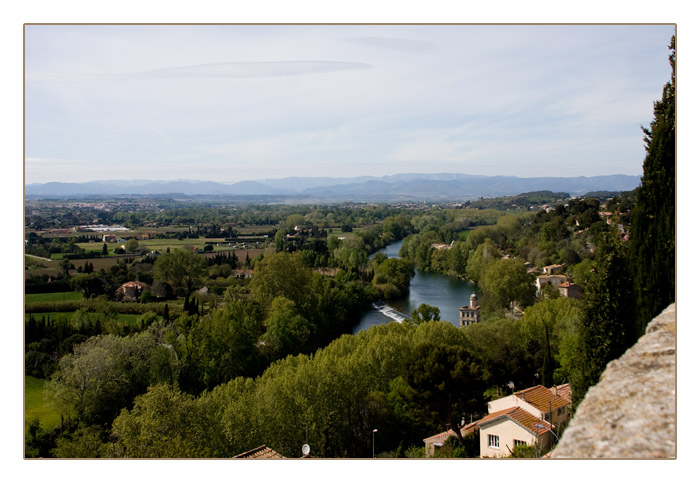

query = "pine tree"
(628, 36), (676, 335)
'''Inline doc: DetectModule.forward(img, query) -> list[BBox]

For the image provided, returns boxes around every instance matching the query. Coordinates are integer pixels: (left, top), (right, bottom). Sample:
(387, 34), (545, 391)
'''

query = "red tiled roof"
(549, 384), (571, 403)
(514, 385), (570, 413)
(423, 421), (478, 444)
(234, 445), (285, 459)
(477, 407), (553, 437)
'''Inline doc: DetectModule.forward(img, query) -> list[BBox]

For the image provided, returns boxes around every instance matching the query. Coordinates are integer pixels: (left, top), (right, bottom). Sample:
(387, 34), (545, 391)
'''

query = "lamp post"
(372, 429), (378, 458)
(535, 423), (559, 455)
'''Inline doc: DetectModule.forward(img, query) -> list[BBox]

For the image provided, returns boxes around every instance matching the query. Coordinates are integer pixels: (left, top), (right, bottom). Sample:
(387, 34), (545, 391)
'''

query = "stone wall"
(553, 303), (676, 458)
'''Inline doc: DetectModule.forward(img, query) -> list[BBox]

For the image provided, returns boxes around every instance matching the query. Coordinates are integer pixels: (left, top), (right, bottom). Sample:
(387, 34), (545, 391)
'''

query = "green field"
(26, 311), (144, 326)
(25, 376), (62, 430)
(25, 292), (84, 304)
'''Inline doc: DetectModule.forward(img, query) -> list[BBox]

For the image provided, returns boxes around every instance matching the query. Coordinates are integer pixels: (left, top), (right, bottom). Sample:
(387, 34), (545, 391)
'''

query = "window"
(488, 434), (499, 448)
(513, 439), (527, 447)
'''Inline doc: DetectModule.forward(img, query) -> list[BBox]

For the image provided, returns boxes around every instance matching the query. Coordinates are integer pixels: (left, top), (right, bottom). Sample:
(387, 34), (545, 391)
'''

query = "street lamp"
(535, 423), (559, 454)
(372, 429), (378, 458)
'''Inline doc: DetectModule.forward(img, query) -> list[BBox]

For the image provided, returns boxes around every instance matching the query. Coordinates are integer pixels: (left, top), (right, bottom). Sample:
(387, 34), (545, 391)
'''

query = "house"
(477, 407), (556, 458)
(459, 293), (481, 327)
(233, 269), (254, 279)
(423, 421), (479, 457)
(234, 445), (285, 459)
(115, 281), (149, 301)
(535, 274), (567, 294)
(487, 385), (571, 427)
(477, 384), (571, 458)
(543, 264), (565, 275)
(558, 282), (583, 299)
(102, 234), (117, 243)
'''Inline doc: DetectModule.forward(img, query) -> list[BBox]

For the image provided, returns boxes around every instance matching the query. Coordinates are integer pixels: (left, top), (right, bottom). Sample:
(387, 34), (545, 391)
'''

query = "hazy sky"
(24, 24), (676, 184)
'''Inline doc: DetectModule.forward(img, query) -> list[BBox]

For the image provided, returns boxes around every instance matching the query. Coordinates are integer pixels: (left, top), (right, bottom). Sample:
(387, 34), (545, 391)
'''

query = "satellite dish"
(301, 444), (310, 456)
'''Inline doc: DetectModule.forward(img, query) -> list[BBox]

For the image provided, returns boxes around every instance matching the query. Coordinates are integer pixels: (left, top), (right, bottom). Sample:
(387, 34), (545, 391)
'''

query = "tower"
(459, 292), (481, 327)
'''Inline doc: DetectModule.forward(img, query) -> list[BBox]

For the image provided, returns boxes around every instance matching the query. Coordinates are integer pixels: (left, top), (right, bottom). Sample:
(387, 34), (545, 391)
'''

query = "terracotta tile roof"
(477, 407), (553, 437)
(423, 421), (478, 444)
(514, 385), (570, 413)
(234, 446), (286, 459)
(550, 384), (571, 403)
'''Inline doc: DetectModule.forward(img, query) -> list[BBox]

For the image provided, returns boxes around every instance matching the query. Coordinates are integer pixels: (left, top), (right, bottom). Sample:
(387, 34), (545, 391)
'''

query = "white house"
(477, 384), (571, 458)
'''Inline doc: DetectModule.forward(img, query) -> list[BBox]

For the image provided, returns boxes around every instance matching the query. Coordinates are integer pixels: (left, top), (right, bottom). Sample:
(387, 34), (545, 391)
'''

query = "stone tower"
(459, 292), (481, 327)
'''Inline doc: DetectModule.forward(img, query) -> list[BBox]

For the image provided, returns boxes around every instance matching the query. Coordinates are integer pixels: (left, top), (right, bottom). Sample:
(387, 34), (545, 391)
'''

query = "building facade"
(459, 293), (481, 327)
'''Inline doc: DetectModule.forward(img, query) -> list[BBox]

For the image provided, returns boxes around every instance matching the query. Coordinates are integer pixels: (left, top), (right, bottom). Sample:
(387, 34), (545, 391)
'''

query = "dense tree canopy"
(629, 36), (676, 334)
(153, 249), (208, 296)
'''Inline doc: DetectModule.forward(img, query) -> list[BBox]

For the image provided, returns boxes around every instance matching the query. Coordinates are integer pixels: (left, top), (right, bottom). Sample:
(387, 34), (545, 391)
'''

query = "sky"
(24, 23), (676, 184)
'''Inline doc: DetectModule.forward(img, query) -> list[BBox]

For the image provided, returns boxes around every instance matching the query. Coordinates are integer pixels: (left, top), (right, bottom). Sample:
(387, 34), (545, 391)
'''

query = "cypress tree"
(628, 36), (675, 335)
(571, 231), (636, 407)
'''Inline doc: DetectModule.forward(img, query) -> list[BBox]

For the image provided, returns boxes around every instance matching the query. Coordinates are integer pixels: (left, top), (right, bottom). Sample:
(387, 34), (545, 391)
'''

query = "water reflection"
(353, 240), (476, 334)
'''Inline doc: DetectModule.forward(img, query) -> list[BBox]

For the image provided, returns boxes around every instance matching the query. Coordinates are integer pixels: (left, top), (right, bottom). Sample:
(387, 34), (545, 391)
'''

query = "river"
(352, 239), (477, 334)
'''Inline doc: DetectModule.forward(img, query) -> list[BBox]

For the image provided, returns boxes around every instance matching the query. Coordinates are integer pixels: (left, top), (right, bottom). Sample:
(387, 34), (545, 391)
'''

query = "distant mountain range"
(25, 173), (642, 201)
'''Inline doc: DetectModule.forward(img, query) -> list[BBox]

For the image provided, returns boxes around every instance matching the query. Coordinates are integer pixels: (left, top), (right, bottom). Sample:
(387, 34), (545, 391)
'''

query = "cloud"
(125, 60), (372, 80)
(347, 36), (436, 51)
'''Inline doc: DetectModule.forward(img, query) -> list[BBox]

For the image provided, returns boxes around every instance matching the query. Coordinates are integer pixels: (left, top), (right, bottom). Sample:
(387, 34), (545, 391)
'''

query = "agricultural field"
(25, 291), (84, 304)
(25, 376), (62, 430)
(25, 312), (143, 326)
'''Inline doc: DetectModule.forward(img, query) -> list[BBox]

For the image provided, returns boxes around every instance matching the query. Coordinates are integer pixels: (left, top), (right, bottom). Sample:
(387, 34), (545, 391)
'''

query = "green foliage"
(177, 301), (264, 392)
(372, 257), (414, 299)
(569, 233), (636, 406)
(250, 252), (313, 311)
(52, 425), (108, 458)
(465, 239), (500, 282)
(153, 249), (208, 296)
(509, 443), (539, 458)
(45, 332), (175, 425)
(519, 298), (582, 387)
(628, 36), (675, 334)
(480, 258), (535, 311)
(463, 317), (537, 391)
(260, 296), (312, 359)
(410, 303), (441, 324)
(431, 433), (480, 458)
(402, 343), (488, 443)
(109, 385), (231, 458)
(125, 238), (139, 253)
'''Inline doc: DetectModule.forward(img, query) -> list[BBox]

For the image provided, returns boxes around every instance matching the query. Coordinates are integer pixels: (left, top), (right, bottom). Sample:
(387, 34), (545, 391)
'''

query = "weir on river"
(353, 239), (477, 334)
(371, 302), (410, 323)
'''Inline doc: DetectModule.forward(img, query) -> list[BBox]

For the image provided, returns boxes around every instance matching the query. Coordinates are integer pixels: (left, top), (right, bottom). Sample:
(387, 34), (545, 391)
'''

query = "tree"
(628, 36), (675, 335)
(410, 304), (441, 324)
(481, 258), (536, 311)
(372, 257), (414, 299)
(153, 249), (208, 296)
(45, 333), (174, 425)
(250, 252), (313, 311)
(260, 297), (311, 359)
(108, 385), (229, 458)
(570, 232), (636, 406)
(519, 298), (581, 387)
(125, 238), (139, 253)
(70, 273), (106, 298)
(465, 239), (500, 283)
(402, 343), (488, 444)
